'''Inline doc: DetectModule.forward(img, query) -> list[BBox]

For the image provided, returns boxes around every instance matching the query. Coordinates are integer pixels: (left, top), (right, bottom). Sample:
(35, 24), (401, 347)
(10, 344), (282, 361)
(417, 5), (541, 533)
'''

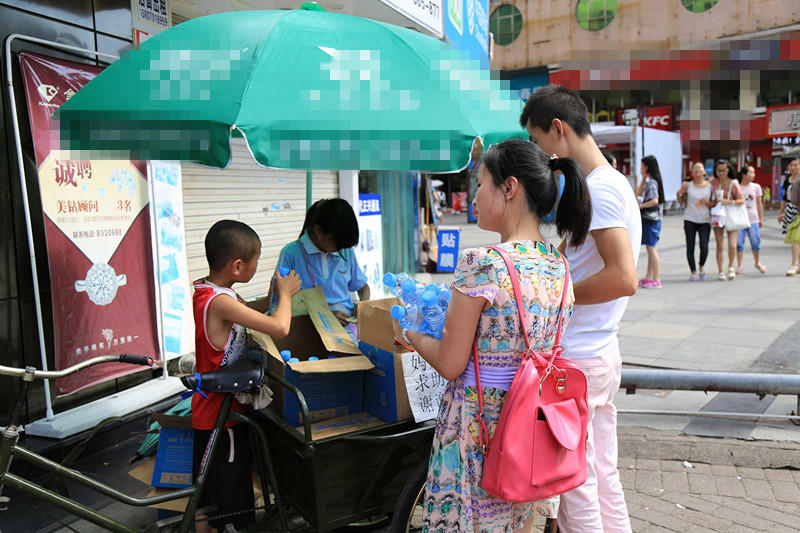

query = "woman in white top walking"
(710, 160), (745, 281)
(735, 164), (767, 274)
(676, 162), (713, 280)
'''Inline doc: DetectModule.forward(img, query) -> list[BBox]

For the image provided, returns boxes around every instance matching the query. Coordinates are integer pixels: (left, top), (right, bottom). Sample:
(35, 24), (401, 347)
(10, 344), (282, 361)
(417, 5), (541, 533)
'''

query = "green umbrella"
(58, 4), (523, 172)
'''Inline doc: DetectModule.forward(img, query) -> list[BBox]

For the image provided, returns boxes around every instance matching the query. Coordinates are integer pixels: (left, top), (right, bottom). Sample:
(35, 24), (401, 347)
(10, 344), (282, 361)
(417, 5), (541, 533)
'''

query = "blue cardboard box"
(249, 288), (374, 426)
(357, 298), (413, 423)
(150, 414), (193, 489)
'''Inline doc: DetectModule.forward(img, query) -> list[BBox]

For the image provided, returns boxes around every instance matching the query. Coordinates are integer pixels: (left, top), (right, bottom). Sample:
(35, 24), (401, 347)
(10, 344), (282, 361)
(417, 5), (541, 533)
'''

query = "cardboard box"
(249, 287), (374, 426)
(295, 411), (385, 440)
(150, 414), (193, 489)
(357, 298), (413, 423)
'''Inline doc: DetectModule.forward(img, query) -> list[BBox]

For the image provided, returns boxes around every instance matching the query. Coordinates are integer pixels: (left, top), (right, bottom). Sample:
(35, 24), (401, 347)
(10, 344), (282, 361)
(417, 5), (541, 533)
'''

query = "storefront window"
(576, 0), (617, 32)
(680, 0), (719, 13)
(489, 4), (523, 46)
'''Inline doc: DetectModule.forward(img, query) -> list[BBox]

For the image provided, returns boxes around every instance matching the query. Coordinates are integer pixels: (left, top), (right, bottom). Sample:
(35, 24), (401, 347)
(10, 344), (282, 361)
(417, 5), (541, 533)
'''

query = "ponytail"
(551, 157), (592, 247)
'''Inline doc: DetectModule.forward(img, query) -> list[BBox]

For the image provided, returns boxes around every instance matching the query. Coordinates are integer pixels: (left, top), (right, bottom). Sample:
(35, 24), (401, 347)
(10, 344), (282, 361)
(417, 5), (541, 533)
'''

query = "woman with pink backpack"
(401, 139), (592, 532)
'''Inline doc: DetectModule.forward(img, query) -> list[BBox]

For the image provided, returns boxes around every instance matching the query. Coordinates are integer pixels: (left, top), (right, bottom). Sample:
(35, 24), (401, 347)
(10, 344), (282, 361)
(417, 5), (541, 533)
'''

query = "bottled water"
(401, 278), (425, 306)
(383, 272), (410, 297)
(279, 267), (290, 276)
(308, 356), (319, 361)
(420, 289), (446, 339)
(287, 357), (300, 363)
(391, 304), (425, 332)
(280, 350), (292, 362)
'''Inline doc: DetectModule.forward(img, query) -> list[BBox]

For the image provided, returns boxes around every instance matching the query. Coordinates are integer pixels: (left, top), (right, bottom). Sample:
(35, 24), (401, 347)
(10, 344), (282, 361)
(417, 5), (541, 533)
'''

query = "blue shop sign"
(437, 227), (460, 273)
(444, 0), (489, 68)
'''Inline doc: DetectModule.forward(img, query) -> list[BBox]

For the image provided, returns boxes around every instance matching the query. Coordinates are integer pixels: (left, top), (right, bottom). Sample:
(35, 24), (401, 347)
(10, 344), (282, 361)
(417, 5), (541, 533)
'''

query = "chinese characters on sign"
(401, 352), (447, 422)
(356, 193), (385, 296)
(437, 226), (460, 273)
(131, 0), (171, 44)
(768, 105), (800, 137)
(19, 52), (159, 396)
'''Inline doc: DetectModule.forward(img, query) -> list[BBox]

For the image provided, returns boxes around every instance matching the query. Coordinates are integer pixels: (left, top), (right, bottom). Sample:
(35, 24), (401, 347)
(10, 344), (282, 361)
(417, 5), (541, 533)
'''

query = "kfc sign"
(616, 105), (674, 130)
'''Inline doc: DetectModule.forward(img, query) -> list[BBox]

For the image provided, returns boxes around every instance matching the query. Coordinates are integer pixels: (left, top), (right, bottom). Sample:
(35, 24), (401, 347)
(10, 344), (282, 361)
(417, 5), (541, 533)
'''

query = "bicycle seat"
(180, 358), (264, 394)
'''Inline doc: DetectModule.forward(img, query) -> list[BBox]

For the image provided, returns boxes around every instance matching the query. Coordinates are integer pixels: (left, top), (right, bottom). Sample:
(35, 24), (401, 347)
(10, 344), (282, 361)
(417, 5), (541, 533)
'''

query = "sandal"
(735, 266), (743, 275)
(689, 273), (698, 281)
(788, 265), (799, 277)
(717, 272), (727, 281)
(699, 271), (707, 281)
(755, 263), (767, 274)
(727, 268), (736, 280)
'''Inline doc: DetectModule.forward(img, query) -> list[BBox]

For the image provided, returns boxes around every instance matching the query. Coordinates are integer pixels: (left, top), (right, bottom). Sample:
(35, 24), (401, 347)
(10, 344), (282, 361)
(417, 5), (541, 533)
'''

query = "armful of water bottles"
(383, 272), (451, 339)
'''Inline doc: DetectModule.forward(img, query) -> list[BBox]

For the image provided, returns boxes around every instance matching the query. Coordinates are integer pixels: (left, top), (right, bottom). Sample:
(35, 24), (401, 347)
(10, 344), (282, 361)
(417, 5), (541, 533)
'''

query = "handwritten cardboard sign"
(401, 352), (447, 422)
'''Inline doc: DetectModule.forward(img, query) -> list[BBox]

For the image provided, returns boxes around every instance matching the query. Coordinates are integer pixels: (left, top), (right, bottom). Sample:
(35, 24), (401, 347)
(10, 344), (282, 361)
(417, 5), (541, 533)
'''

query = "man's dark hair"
(519, 85), (592, 138)
(300, 198), (359, 250)
(205, 220), (260, 271)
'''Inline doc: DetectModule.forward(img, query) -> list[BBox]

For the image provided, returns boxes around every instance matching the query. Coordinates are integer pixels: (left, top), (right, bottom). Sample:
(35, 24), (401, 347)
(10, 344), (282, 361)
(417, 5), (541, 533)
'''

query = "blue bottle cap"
(280, 350), (292, 361)
(401, 278), (417, 293)
(287, 357), (300, 363)
(308, 356), (319, 361)
(382, 272), (397, 287)
(390, 305), (406, 320)
(421, 290), (437, 305)
(279, 267), (290, 276)
(327, 355), (338, 359)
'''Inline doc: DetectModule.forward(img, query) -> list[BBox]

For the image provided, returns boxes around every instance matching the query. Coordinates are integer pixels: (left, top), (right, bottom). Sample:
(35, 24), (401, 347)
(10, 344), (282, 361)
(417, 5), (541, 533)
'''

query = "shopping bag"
(784, 217), (800, 245)
(724, 203), (750, 231)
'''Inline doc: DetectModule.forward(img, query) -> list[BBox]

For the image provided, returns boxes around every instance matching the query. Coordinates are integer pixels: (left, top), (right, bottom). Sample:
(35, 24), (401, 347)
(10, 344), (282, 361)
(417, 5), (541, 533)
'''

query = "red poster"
(19, 53), (160, 396)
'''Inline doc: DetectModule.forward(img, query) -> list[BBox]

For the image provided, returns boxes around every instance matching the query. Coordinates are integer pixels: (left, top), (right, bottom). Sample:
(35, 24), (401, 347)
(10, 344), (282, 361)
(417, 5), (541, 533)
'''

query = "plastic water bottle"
(437, 285), (452, 308)
(401, 278), (425, 306)
(279, 267), (290, 276)
(420, 290), (446, 339)
(383, 272), (409, 297)
(287, 357), (300, 363)
(327, 355), (338, 359)
(308, 356), (319, 361)
(391, 303), (425, 331)
(280, 350), (292, 362)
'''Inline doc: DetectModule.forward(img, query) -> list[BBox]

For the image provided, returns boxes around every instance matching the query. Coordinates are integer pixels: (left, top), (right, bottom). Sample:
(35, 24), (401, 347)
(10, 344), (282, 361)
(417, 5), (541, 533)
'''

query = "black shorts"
(192, 423), (255, 530)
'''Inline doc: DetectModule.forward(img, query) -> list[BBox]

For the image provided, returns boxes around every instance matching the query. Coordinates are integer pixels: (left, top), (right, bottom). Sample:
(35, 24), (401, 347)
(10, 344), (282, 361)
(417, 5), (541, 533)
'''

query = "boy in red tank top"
(192, 220), (300, 533)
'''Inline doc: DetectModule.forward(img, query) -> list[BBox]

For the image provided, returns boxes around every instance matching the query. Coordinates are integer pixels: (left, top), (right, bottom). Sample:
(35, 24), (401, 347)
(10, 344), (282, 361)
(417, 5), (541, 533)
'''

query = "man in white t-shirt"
(521, 85), (640, 533)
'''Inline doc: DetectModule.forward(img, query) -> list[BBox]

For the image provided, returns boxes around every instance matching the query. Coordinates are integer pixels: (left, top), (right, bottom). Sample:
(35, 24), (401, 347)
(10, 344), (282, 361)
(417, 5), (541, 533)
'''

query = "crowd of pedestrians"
(638, 155), (800, 286)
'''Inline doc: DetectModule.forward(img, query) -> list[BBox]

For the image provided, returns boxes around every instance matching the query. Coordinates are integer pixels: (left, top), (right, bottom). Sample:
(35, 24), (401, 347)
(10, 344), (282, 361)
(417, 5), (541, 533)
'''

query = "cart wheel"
(389, 460), (427, 533)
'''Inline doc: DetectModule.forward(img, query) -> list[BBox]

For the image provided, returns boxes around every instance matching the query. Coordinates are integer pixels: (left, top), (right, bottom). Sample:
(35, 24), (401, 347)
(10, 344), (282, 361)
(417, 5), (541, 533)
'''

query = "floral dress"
(422, 241), (574, 533)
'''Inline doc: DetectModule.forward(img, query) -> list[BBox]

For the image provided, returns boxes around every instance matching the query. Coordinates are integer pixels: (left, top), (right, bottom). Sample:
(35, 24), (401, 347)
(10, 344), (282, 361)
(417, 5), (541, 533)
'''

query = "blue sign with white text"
(437, 228), (460, 273)
(444, 0), (489, 68)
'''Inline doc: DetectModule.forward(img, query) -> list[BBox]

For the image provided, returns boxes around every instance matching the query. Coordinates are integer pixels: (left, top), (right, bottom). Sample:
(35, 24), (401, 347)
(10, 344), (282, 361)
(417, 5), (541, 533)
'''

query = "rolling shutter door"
(181, 138), (338, 301)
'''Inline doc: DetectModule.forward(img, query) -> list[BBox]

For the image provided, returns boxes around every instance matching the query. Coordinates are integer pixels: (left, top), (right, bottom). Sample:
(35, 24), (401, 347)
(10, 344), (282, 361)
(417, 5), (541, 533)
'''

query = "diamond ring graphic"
(75, 263), (127, 306)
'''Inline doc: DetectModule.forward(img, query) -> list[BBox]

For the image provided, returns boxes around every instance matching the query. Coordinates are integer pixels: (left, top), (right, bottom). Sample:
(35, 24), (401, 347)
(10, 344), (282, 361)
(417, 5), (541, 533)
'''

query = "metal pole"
(619, 409), (800, 422)
(4, 35), (119, 420)
(306, 169), (313, 209)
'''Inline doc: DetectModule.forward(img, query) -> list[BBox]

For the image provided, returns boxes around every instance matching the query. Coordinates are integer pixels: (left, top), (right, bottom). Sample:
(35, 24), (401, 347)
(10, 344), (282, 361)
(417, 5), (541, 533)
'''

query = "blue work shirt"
(271, 231), (367, 314)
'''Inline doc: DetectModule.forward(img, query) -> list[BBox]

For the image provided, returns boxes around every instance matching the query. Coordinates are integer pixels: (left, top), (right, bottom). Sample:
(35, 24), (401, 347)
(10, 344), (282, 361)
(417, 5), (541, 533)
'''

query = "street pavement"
(20, 210), (800, 533)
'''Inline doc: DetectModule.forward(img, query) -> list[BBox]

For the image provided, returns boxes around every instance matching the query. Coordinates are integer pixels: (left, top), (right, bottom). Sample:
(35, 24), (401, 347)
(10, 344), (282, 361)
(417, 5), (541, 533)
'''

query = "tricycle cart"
(260, 369), (433, 533)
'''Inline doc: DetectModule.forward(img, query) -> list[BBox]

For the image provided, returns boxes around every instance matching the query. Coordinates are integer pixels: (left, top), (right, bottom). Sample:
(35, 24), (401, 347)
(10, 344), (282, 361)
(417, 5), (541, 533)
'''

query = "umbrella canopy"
(57, 5), (524, 172)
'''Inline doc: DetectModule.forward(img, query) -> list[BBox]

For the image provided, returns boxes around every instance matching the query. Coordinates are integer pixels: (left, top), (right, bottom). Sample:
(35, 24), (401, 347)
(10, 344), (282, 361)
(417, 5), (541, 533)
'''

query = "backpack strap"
(472, 243), (570, 452)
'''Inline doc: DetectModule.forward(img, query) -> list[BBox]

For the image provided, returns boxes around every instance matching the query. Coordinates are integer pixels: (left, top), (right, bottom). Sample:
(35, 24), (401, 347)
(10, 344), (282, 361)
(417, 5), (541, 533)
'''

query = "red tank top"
(191, 278), (248, 430)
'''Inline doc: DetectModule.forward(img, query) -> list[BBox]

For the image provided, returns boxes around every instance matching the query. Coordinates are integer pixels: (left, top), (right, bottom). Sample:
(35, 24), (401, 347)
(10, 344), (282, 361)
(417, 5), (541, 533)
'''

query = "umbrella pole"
(306, 170), (313, 209)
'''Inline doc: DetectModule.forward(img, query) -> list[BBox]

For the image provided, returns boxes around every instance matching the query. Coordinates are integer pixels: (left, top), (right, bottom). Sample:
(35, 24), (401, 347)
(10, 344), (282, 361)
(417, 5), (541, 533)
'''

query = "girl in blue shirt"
(270, 199), (370, 334)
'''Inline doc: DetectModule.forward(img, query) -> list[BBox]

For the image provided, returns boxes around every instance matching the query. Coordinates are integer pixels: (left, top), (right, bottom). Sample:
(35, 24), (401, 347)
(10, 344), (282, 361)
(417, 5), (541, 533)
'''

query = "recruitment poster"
(19, 52), (159, 395)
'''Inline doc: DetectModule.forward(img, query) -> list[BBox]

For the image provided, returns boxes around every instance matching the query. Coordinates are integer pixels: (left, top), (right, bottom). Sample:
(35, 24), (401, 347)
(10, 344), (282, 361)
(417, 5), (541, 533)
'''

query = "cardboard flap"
(301, 288), (361, 355)
(288, 355), (373, 374)
(358, 297), (404, 353)
(152, 413), (192, 429)
(295, 411), (385, 440)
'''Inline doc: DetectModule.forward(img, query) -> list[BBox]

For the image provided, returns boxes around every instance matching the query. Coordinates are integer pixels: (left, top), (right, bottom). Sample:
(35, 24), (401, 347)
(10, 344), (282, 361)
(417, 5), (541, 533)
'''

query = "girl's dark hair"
(300, 198), (359, 250)
(715, 160), (738, 182)
(602, 151), (616, 166)
(642, 155), (666, 204)
(739, 164), (754, 180)
(481, 139), (592, 247)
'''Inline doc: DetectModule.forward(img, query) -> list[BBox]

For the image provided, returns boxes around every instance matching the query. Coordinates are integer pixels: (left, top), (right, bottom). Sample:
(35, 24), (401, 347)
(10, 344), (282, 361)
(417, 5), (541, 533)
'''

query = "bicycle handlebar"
(0, 354), (154, 379)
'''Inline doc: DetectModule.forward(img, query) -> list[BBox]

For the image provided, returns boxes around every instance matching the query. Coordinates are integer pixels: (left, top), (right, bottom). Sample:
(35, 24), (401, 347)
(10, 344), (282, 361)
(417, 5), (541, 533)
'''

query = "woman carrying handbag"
(709, 160), (746, 280)
(400, 140), (592, 532)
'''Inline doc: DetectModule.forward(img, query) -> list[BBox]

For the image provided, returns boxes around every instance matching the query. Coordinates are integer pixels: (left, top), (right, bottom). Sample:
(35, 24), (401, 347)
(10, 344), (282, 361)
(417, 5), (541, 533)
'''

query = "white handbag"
(723, 182), (750, 231)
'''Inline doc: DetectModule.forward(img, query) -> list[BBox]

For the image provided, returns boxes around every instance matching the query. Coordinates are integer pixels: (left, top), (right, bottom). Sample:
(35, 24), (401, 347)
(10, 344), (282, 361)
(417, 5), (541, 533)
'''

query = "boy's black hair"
(519, 85), (593, 138)
(205, 220), (260, 271)
(300, 198), (359, 250)
(603, 151), (616, 166)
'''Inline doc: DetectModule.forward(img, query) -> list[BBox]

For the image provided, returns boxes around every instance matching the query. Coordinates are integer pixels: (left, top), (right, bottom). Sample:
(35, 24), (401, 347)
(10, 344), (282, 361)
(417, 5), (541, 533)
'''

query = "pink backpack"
(475, 245), (589, 502)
